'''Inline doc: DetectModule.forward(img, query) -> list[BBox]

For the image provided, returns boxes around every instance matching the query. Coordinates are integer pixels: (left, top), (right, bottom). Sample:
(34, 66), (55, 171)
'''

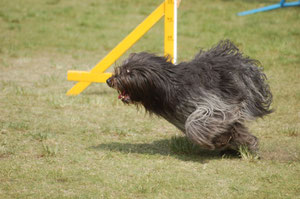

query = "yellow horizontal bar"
(67, 71), (112, 83)
(67, 2), (165, 96)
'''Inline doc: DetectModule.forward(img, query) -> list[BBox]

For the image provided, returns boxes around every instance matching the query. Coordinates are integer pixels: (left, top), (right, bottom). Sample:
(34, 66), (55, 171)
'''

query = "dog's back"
(182, 40), (273, 119)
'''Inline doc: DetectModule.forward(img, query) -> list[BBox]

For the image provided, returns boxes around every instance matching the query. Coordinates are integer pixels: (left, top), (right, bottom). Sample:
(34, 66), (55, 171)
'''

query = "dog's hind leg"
(226, 122), (259, 153)
(184, 106), (231, 150)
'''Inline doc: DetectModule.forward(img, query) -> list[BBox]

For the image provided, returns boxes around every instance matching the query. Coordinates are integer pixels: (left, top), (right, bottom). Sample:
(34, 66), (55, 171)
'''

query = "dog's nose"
(106, 77), (112, 87)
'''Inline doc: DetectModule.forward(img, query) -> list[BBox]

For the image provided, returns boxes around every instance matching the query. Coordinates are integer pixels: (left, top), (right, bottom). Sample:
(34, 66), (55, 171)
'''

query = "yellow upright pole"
(164, 0), (174, 63)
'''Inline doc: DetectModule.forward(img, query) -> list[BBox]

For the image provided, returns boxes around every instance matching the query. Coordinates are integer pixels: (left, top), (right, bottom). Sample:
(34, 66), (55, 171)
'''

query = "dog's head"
(106, 52), (174, 110)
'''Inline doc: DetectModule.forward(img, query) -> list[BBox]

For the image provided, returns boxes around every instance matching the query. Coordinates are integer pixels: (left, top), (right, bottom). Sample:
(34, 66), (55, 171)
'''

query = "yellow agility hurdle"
(67, 0), (180, 95)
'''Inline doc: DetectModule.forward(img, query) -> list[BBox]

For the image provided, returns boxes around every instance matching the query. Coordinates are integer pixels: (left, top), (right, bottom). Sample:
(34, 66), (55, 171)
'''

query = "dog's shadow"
(89, 137), (240, 162)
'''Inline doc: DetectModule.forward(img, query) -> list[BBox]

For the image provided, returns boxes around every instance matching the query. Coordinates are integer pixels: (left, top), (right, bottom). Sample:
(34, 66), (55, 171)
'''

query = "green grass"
(0, 0), (300, 198)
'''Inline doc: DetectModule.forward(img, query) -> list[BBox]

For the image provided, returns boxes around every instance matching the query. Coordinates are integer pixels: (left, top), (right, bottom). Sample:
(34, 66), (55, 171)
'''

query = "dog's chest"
(161, 115), (186, 133)
(160, 107), (193, 133)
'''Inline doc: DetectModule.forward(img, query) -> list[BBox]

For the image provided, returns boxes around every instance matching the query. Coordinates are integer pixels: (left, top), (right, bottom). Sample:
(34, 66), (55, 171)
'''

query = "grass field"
(0, 0), (300, 198)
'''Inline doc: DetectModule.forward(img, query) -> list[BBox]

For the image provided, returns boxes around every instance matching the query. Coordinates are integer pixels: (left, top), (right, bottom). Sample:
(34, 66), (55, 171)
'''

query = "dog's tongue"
(118, 93), (122, 99)
(118, 91), (131, 103)
(118, 91), (126, 99)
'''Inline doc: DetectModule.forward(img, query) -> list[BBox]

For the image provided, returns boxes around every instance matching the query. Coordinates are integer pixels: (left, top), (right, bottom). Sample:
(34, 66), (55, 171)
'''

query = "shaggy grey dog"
(106, 40), (272, 153)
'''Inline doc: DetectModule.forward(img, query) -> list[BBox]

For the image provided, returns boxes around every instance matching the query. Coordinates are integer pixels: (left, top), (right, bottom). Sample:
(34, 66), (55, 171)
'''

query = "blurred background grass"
(0, 0), (299, 198)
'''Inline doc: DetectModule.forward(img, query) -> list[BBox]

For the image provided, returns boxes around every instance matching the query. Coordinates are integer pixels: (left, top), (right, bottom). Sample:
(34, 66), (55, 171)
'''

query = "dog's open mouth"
(118, 91), (131, 103)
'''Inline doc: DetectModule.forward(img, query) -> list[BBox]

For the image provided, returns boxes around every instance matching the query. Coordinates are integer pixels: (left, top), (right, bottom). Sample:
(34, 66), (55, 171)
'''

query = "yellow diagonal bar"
(67, 2), (165, 95)
(67, 71), (112, 83)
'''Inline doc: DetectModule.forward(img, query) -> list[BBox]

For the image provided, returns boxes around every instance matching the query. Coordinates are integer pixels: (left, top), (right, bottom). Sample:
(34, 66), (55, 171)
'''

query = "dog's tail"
(195, 40), (273, 118)
(241, 62), (273, 118)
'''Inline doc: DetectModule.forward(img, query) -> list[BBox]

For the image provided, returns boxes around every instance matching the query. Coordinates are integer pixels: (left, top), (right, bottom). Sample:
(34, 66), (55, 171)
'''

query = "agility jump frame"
(67, 0), (179, 95)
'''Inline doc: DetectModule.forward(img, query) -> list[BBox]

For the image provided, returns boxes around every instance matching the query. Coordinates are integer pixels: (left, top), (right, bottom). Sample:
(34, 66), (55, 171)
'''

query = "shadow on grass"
(90, 136), (240, 162)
